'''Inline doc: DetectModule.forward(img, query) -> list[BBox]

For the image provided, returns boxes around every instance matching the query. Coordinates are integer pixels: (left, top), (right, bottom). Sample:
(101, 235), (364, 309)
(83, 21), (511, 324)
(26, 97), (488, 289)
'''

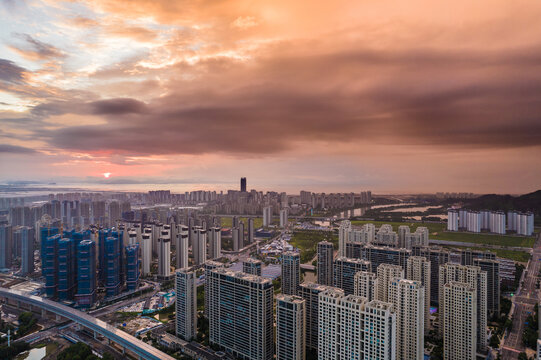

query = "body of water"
(384, 206), (443, 213)
(16, 343), (57, 360)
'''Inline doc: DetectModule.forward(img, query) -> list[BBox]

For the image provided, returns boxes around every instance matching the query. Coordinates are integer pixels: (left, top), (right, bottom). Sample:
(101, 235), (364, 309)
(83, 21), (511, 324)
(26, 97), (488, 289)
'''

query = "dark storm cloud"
(30, 44), (541, 155)
(0, 144), (37, 154)
(91, 98), (148, 115)
(0, 59), (26, 84)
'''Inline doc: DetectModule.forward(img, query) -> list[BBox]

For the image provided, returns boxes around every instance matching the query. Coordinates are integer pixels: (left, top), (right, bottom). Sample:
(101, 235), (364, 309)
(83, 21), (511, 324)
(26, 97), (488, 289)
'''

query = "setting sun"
(103, 172), (111, 178)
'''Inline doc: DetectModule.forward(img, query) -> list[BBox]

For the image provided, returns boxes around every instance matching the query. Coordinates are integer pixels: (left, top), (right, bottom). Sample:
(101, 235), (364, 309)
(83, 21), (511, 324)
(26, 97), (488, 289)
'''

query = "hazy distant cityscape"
(0, 178), (538, 360)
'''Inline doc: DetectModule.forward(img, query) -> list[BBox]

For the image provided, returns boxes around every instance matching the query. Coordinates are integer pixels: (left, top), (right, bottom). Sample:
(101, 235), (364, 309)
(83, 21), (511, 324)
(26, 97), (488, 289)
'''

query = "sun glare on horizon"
(103, 172), (111, 178)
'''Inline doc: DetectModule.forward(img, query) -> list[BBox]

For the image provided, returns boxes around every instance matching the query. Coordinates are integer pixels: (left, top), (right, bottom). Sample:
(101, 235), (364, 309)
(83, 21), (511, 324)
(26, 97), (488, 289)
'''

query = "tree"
(57, 342), (97, 360)
(517, 352), (528, 360)
(0, 342), (30, 359)
(489, 334), (500, 348)
(16, 312), (37, 337)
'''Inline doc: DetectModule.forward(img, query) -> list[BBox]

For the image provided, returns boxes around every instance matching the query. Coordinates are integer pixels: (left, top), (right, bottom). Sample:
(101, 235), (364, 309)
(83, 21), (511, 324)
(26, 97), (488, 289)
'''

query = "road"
(89, 282), (160, 318)
(501, 231), (541, 359)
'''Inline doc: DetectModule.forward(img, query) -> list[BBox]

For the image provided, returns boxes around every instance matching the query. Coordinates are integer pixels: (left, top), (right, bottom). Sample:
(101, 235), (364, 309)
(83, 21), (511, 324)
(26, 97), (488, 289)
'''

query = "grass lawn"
(290, 230), (338, 263)
(350, 220), (535, 248)
(220, 217), (263, 228)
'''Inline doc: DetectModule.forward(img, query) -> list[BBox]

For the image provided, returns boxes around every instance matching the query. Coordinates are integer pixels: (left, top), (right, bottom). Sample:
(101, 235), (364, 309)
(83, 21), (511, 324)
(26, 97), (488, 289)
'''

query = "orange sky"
(0, 0), (540, 193)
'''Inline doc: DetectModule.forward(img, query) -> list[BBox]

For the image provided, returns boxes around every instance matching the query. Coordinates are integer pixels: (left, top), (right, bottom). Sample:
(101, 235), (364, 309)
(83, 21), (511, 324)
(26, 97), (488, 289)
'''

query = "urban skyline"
(0, 185), (538, 359)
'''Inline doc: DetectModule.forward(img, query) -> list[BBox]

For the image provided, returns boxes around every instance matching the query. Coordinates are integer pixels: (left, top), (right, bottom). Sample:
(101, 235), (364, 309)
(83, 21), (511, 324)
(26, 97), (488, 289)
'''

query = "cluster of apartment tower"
(447, 209), (534, 235)
(174, 221), (500, 360)
(36, 217), (229, 308)
(39, 226), (141, 306)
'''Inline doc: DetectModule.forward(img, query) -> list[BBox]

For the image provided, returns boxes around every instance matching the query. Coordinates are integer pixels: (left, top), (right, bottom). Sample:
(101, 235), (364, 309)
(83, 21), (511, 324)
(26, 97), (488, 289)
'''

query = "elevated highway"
(0, 287), (175, 360)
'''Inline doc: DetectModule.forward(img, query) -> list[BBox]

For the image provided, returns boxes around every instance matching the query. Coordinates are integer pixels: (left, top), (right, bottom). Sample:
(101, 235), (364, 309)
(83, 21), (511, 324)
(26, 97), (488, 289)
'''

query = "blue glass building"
(105, 236), (122, 297)
(76, 240), (96, 308)
(57, 237), (77, 301)
(98, 229), (108, 285)
(98, 229), (124, 287)
(125, 244), (140, 291)
(42, 233), (60, 297)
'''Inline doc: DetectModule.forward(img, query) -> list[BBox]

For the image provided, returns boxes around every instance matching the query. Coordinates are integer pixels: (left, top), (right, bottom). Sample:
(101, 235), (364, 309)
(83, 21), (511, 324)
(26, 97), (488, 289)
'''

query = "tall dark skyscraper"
(317, 241), (334, 286)
(240, 177), (247, 192)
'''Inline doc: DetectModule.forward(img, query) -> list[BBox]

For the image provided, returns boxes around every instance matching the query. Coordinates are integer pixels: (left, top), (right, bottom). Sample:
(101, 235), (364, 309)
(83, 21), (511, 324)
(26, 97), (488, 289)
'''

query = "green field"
(350, 220), (535, 248)
(290, 230), (338, 263)
(220, 217), (263, 228)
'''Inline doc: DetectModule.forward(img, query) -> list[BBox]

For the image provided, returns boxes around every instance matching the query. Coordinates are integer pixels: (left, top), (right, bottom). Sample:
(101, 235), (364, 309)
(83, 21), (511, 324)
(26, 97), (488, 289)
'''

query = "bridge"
(0, 287), (175, 360)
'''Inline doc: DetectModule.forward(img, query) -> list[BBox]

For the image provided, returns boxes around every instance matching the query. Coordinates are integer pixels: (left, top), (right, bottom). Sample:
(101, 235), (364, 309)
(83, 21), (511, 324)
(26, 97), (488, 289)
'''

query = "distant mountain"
(463, 190), (541, 217)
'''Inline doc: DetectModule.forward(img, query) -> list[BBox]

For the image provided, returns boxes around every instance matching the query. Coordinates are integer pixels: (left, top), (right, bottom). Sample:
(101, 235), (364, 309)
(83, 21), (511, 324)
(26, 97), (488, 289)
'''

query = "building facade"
(282, 252), (301, 295)
(207, 268), (274, 360)
(442, 282), (477, 360)
(317, 241), (334, 286)
(276, 295), (306, 360)
(176, 269), (197, 341)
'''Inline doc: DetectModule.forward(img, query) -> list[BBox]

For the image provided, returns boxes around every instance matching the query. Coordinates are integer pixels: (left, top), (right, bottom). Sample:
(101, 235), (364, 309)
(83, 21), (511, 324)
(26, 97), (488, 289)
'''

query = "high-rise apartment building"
(240, 177), (247, 192)
(238, 221), (245, 248)
(58, 237), (77, 301)
(406, 256), (431, 333)
(276, 295), (306, 360)
(18, 227), (34, 275)
(141, 228), (152, 275)
(473, 258), (500, 315)
(467, 211), (482, 233)
(232, 226), (242, 251)
(412, 246), (450, 305)
(338, 220), (351, 257)
(176, 225), (189, 269)
(176, 269), (197, 341)
(282, 252), (301, 295)
(208, 227), (221, 259)
(318, 289), (396, 360)
(0, 225), (12, 270)
(76, 239), (96, 308)
(263, 206), (272, 227)
(108, 201), (121, 227)
(247, 218), (254, 244)
(442, 282), (477, 360)
(398, 225), (410, 248)
(388, 278), (424, 360)
(439, 263), (487, 352)
(516, 212), (534, 236)
(447, 209), (459, 231)
(105, 235), (122, 297)
(42, 233), (60, 297)
(280, 209), (288, 228)
(354, 271), (377, 301)
(404, 227), (429, 249)
(333, 257), (371, 295)
(158, 226), (171, 279)
(298, 282), (337, 351)
(344, 244), (410, 273)
(193, 228), (207, 265)
(317, 241), (334, 286)
(203, 260), (224, 319)
(375, 224), (399, 247)
(376, 263), (404, 302)
(125, 244), (140, 290)
(207, 268), (274, 360)
(318, 288), (343, 360)
(243, 258), (262, 276)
